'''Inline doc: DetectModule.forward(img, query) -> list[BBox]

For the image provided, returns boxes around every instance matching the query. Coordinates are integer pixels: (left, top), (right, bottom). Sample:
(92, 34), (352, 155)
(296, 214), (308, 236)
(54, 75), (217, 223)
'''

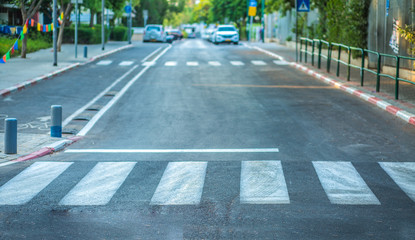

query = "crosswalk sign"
(248, 0), (257, 16)
(297, 0), (310, 12)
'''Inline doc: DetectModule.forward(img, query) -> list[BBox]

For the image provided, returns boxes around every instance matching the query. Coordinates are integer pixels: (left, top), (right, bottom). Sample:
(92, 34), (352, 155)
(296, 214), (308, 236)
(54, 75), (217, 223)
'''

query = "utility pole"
(295, 0), (298, 62)
(261, 0), (264, 43)
(53, 0), (57, 66)
(101, 0), (105, 50)
(129, 0), (132, 44)
(75, 0), (78, 58)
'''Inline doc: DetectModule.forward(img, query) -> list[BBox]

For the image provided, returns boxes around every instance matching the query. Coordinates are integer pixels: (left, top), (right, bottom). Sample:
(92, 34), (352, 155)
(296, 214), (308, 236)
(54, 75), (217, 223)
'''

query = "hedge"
(63, 24), (111, 44)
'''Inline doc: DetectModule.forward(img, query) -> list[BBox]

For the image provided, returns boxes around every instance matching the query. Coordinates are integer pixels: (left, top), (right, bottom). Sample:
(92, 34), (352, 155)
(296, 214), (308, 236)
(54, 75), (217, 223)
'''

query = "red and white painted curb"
(13, 136), (83, 163)
(250, 45), (415, 127)
(0, 44), (133, 97)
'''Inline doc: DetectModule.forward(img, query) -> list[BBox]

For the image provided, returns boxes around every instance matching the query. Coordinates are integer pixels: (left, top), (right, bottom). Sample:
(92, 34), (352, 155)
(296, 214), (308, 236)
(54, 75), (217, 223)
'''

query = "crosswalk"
(0, 161), (413, 207)
(95, 60), (289, 67)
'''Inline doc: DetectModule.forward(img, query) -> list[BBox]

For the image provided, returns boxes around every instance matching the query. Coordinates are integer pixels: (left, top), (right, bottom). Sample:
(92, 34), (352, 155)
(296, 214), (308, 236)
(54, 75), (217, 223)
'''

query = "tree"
(84, 0), (100, 27)
(398, 8), (415, 55)
(57, 0), (73, 52)
(17, 0), (44, 58)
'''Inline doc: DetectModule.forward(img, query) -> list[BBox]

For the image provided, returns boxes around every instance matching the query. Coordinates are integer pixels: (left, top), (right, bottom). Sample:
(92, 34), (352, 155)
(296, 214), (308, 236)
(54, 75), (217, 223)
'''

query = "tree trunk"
(90, 10), (95, 27)
(20, 0), (43, 58)
(57, 4), (73, 52)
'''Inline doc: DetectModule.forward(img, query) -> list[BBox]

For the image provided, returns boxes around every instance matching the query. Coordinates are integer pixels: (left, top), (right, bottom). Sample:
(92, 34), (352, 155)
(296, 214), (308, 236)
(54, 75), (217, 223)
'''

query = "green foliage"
(110, 26), (133, 41)
(63, 25), (111, 44)
(0, 35), (51, 57)
(398, 8), (415, 55)
(135, 0), (169, 26)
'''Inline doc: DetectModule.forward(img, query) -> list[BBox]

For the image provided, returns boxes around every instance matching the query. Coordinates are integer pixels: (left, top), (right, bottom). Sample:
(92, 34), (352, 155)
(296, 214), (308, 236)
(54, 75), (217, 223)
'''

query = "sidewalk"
(248, 42), (415, 120)
(0, 41), (133, 166)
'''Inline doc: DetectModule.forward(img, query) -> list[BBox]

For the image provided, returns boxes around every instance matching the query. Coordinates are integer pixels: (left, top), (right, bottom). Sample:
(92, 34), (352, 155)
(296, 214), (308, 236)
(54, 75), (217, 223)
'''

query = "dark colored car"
(166, 29), (183, 40)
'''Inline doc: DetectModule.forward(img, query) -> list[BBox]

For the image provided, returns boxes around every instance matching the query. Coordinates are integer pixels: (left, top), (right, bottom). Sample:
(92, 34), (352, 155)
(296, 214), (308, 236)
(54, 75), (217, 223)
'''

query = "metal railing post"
(336, 45), (341, 77)
(376, 54), (381, 92)
(347, 47), (351, 81)
(327, 43), (332, 73)
(305, 41), (308, 63)
(395, 56), (400, 100)
(360, 49), (365, 86)
(318, 40), (322, 69)
(299, 39), (303, 62)
(311, 40), (315, 66)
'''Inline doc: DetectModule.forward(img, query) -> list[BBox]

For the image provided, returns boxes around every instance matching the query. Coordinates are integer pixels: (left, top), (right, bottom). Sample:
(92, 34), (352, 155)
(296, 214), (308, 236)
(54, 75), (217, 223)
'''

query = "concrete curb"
(13, 136), (83, 163)
(0, 44), (133, 97)
(250, 44), (415, 127)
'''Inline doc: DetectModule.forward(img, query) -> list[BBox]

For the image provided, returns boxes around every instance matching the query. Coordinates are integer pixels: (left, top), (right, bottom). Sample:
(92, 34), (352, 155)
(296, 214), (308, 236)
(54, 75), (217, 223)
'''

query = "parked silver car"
(143, 24), (165, 42)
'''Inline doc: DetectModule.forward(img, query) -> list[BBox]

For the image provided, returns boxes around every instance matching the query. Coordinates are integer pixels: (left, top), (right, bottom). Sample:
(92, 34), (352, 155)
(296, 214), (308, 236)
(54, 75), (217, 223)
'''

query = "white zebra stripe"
(0, 162), (73, 205)
(240, 161), (290, 204)
(59, 162), (136, 205)
(150, 162), (207, 205)
(313, 161), (380, 205)
(380, 162), (415, 202)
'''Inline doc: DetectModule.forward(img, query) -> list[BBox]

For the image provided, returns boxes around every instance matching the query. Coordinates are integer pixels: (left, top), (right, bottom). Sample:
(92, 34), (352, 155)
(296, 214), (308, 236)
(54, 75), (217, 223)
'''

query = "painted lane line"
(208, 61), (221, 66)
(0, 162), (73, 205)
(141, 47), (162, 62)
(230, 61), (244, 66)
(76, 45), (171, 136)
(240, 161), (290, 204)
(62, 65), (139, 127)
(65, 148), (280, 153)
(150, 162), (207, 205)
(251, 60), (267, 66)
(119, 61), (134, 66)
(187, 61), (199, 66)
(273, 60), (289, 66)
(165, 61), (177, 66)
(313, 161), (380, 205)
(59, 162), (136, 205)
(379, 162), (415, 202)
(96, 60), (112, 66)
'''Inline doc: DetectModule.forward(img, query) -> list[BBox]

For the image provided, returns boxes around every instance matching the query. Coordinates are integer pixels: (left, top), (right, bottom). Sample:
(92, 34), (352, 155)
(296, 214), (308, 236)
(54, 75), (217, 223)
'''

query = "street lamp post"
(129, 0), (132, 44)
(101, 0), (105, 50)
(53, 0), (57, 66)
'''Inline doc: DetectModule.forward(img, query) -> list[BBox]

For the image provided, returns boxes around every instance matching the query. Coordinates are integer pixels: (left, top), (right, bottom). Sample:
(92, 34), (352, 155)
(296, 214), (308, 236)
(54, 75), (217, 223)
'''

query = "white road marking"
(251, 60), (267, 65)
(119, 61), (134, 66)
(230, 61), (244, 66)
(142, 61), (156, 66)
(208, 61), (221, 66)
(0, 162), (73, 205)
(65, 148), (280, 153)
(240, 161), (290, 204)
(96, 60), (112, 66)
(165, 61), (177, 66)
(187, 61), (199, 66)
(313, 161), (380, 205)
(62, 65), (139, 127)
(59, 162), (136, 205)
(380, 162), (415, 202)
(150, 162), (207, 205)
(76, 45), (172, 136)
(141, 47), (162, 62)
(273, 60), (289, 65)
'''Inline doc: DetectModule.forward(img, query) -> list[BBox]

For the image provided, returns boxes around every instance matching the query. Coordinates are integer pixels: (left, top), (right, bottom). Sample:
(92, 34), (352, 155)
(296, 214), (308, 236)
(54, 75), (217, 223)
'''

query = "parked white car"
(143, 24), (166, 43)
(212, 25), (239, 45)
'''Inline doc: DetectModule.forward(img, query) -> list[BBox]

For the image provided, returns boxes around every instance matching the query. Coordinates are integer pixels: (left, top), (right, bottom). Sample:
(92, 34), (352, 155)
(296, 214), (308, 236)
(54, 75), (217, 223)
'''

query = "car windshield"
(218, 27), (236, 32)
(146, 26), (161, 31)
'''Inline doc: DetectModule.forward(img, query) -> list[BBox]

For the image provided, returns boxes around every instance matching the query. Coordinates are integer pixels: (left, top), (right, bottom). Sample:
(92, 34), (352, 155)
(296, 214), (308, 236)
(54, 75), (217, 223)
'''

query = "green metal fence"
(299, 37), (415, 100)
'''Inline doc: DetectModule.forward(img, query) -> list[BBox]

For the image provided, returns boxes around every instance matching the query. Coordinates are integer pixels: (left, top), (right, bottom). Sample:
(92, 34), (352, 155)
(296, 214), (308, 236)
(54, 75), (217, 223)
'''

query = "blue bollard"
(51, 105), (62, 138)
(84, 46), (88, 58)
(4, 118), (17, 154)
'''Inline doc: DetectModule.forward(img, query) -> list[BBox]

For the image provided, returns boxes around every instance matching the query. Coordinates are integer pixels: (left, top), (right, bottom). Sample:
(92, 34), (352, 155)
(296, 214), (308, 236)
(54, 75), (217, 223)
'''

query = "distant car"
(143, 24), (165, 42)
(166, 29), (183, 40)
(213, 25), (239, 45)
(184, 26), (196, 38)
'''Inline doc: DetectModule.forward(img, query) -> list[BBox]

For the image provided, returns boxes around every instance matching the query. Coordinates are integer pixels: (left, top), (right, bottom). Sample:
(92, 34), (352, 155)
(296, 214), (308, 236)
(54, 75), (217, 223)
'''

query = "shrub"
(110, 26), (133, 41)
(63, 24), (110, 44)
(0, 34), (52, 58)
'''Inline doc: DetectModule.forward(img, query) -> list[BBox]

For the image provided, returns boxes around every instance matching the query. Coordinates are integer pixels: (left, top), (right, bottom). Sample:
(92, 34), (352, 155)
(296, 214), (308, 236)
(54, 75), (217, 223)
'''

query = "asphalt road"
(1, 39), (415, 239)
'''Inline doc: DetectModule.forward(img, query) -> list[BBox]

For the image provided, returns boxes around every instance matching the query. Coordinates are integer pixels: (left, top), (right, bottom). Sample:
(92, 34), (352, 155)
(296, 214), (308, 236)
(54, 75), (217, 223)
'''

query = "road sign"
(124, 5), (132, 14)
(297, 0), (310, 12)
(248, 0), (257, 16)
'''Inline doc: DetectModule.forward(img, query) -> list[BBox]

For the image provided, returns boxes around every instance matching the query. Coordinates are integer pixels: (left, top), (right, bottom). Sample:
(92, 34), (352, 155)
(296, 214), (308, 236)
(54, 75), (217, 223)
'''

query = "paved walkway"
(0, 41), (133, 165)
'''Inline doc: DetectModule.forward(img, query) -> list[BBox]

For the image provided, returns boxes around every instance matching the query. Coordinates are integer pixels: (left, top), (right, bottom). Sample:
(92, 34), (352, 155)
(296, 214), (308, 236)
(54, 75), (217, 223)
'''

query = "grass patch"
(0, 32), (52, 58)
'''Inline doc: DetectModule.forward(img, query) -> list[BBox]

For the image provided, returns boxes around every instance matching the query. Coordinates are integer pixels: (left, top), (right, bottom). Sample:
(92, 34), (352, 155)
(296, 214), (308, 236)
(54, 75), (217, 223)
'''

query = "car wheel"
(234, 42), (239, 45)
